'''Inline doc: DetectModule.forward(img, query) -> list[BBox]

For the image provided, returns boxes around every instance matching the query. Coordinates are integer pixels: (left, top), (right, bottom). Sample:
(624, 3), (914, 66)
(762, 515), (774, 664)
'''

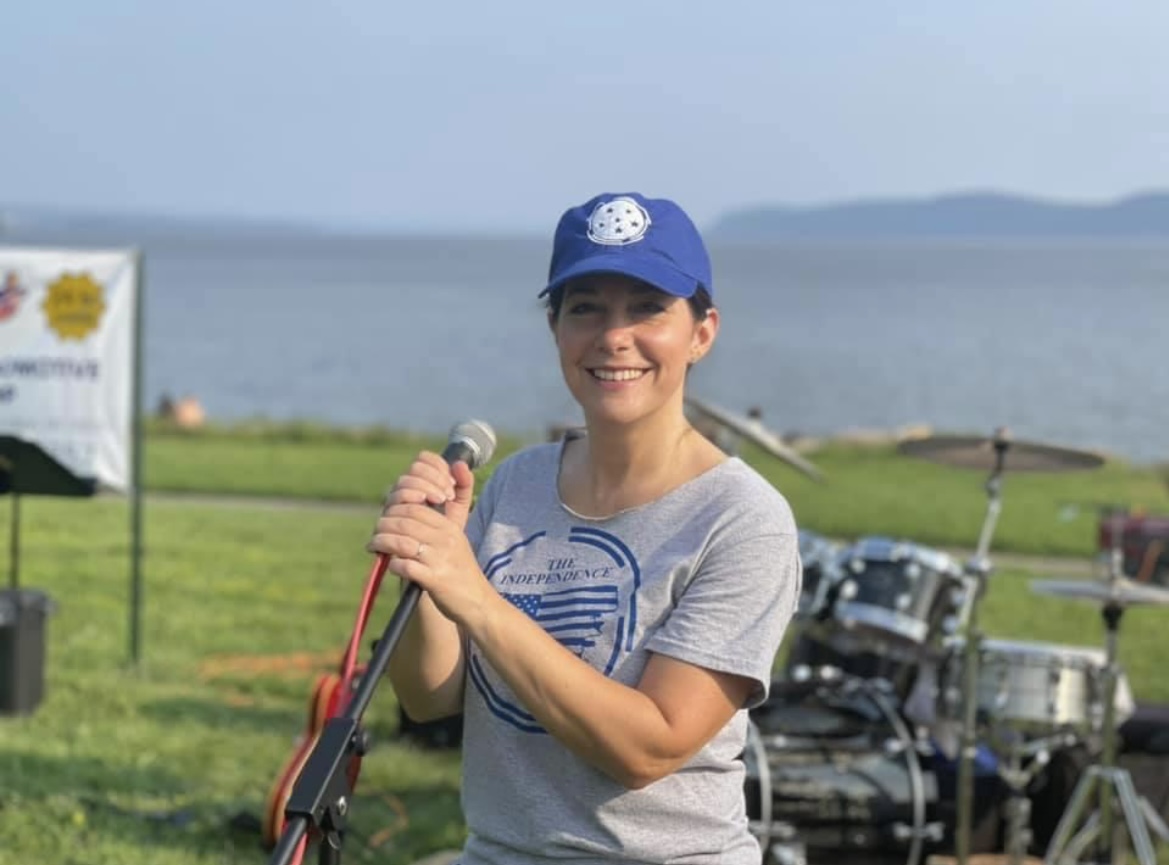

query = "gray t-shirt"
(459, 441), (801, 865)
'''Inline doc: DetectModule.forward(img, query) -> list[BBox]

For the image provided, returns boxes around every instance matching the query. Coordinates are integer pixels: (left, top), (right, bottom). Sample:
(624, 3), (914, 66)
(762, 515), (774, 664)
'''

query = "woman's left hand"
(367, 501), (490, 626)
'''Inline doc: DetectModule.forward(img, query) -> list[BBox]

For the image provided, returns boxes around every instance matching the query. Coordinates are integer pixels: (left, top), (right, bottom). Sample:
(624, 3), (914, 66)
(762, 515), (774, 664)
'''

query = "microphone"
(440, 419), (497, 474)
(356, 418), (498, 683)
(393, 418), (495, 593)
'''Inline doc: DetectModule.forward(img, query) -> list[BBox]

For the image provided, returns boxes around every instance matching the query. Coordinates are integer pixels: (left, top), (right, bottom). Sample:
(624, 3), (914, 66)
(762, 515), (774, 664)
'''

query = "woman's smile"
(588, 366), (651, 384)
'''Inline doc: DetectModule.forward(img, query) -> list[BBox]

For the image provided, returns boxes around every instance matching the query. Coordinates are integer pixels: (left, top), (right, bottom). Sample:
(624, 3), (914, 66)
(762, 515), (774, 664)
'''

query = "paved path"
(143, 489), (374, 515)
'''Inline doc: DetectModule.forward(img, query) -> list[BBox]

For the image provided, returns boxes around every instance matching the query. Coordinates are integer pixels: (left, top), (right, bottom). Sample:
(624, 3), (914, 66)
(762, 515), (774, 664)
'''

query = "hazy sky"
(5, 1), (1169, 231)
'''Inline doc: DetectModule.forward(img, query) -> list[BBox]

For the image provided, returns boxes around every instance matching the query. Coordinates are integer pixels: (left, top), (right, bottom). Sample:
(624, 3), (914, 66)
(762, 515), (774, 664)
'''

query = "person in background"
(370, 191), (802, 865)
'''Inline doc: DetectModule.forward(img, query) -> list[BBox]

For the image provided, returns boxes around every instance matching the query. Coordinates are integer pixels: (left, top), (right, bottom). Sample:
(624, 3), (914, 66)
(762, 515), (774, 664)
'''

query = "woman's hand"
(367, 451), (487, 624)
(380, 450), (474, 529)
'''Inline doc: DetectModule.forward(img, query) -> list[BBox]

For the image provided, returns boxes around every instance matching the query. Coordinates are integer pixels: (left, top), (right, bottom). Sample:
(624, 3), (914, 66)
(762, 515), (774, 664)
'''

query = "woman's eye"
(566, 301), (599, 315)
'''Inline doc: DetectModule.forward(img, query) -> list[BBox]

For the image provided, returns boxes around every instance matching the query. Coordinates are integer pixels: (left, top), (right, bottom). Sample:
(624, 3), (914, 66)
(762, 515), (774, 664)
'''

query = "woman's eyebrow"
(563, 281), (597, 297)
(563, 279), (660, 297)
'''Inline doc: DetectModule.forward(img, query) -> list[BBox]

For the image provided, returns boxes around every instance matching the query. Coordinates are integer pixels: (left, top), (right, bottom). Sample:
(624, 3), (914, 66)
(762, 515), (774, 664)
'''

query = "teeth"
(592, 369), (646, 382)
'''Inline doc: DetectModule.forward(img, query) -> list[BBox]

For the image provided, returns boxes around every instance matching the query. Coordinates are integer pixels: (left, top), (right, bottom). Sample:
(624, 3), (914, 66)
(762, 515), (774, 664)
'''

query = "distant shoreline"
(8, 189), (1169, 242)
(147, 415), (1158, 469)
(709, 190), (1169, 240)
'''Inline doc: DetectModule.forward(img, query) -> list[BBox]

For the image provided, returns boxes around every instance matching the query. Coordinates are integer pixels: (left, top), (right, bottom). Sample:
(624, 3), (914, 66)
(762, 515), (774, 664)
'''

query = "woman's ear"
(690, 306), (719, 363)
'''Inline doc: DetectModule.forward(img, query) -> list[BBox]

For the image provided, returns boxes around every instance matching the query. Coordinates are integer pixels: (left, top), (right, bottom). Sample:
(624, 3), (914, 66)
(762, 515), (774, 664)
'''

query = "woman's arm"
(377, 453), (476, 721)
(372, 463), (797, 787)
(386, 593), (466, 722)
(374, 501), (782, 789)
(466, 593), (754, 788)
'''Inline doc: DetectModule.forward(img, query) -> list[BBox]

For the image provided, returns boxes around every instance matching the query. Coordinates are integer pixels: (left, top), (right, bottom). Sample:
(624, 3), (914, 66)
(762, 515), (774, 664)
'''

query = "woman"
(371, 192), (801, 864)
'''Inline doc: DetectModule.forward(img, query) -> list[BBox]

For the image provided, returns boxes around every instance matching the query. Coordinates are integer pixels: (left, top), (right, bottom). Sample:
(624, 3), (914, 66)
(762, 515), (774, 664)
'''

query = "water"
(5, 225), (1168, 463)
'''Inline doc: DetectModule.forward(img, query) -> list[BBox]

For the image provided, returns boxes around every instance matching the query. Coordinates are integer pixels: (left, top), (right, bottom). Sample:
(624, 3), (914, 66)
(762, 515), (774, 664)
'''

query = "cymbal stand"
(1044, 533), (1169, 865)
(954, 434), (1008, 865)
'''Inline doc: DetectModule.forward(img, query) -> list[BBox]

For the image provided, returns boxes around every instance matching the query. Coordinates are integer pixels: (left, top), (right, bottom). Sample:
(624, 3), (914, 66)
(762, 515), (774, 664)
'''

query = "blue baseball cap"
(540, 192), (713, 300)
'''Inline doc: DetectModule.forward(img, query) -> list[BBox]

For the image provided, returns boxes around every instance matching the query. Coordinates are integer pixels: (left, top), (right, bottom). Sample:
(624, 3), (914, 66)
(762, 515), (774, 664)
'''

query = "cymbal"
(684, 396), (826, 482)
(1030, 577), (1169, 607)
(896, 431), (1105, 473)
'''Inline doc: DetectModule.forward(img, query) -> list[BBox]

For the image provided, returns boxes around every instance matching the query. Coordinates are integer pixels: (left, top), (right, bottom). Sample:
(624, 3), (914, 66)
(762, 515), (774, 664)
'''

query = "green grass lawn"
(747, 442), (1169, 559)
(0, 496), (463, 865)
(1, 424), (1166, 863)
(144, 425), (1169, 559)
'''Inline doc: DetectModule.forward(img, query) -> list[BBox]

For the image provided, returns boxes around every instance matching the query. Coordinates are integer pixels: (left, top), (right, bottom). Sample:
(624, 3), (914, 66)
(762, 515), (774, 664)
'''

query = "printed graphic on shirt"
(469, 526), (641, 733)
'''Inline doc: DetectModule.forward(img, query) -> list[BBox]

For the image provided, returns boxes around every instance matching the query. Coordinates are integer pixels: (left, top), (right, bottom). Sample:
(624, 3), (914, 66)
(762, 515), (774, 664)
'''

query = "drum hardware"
(683, 395), (827, 482)
(796, 530), (844, 620)
(994, 731), (1079, 865)
(1034, 551), (1169, 865)
(745, 720), (808, 865)
(748, 670), (943, 865)
(937, 638), (1135, 738)
(764, 824), (807, 865)
(895, 432), (1106, 474)
(831, 675), (946, 865)
(746, 717), (777, 852)
(829, 536), (968, 660)
(789, 535), (967, 721)
(953, 435), (1003, 865)
(896, 427), (1106, 865)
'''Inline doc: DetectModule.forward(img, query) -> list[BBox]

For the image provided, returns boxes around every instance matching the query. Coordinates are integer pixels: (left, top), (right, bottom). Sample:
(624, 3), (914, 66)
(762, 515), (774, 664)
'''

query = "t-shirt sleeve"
(645, 526), (801, 708)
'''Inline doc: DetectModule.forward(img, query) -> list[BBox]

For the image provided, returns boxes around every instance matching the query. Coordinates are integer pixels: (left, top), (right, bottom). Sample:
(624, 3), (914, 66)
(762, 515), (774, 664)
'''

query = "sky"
(4, 1), (1169, 232)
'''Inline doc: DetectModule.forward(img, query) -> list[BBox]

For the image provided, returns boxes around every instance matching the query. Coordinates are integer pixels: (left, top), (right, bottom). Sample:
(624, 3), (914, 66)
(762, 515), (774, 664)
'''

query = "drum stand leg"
(956, 447), (1006, 865)
(1004, 784), (1034, 865)
(1000, 744), (1039, 865)
(1045, 601), (1169, 865)
(954, 596), (986, 865)
(1043, 765), (1165, 865)
(996, 732), (1073, 865)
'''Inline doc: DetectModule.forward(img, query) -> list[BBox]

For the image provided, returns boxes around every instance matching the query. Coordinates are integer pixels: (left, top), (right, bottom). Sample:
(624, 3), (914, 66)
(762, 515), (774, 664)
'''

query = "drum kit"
(744, 428), (1169, 865)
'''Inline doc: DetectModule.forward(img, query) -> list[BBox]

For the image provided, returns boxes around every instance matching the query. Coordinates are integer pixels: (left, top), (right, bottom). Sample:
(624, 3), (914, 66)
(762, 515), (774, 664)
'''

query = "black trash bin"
(0, 589), (56, 716)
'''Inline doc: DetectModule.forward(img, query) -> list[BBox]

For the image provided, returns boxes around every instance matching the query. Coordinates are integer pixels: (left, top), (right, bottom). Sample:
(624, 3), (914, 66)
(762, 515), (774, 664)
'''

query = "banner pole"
(129, 250), (145, 665)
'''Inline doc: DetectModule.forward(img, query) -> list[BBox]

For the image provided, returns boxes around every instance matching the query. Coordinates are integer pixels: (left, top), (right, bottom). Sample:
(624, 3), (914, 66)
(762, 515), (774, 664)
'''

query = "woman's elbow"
(395, 688), (463, 725)
(606, 751), (687, 790)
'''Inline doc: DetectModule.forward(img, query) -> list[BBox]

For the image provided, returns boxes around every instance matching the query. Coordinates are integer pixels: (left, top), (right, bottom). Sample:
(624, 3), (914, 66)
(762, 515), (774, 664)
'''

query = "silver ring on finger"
(415, 541), (428, 561)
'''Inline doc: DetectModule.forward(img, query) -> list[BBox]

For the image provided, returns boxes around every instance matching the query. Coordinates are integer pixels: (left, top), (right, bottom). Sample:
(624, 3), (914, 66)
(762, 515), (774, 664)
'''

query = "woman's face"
(550, 275), (718, 429)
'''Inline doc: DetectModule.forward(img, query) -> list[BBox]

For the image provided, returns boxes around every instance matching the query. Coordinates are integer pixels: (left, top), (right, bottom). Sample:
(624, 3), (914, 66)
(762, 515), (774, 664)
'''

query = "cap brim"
(540, 251), (700, 299)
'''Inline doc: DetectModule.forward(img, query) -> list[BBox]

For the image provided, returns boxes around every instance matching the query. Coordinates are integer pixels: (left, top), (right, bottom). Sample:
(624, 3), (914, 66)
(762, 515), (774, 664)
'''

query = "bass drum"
(745, 676), (944, 865)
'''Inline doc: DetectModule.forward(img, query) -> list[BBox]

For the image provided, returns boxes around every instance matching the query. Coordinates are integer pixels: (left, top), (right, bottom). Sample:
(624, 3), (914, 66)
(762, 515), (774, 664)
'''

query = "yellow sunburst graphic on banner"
(42, 272), (106, 340)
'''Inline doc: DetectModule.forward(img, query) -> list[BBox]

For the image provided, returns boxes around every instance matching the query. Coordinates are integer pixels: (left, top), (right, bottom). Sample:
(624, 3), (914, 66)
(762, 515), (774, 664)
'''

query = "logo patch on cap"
(587, 197), (651, 246)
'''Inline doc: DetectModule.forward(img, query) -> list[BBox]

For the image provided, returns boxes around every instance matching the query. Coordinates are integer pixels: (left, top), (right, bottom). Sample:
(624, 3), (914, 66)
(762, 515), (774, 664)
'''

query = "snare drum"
(940, 638), (1135, 733)
(830, 537), (967, 657)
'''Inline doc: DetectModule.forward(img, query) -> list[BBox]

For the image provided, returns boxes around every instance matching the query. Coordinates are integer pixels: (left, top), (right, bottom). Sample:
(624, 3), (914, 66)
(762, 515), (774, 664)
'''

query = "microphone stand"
(266, 419), (495, 865)
(267, 583), (424, 865)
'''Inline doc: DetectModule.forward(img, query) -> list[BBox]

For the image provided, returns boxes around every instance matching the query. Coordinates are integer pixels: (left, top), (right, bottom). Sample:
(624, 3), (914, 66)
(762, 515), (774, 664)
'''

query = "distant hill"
(709, 191), (1169, 240)
(0, 203), (324, 241)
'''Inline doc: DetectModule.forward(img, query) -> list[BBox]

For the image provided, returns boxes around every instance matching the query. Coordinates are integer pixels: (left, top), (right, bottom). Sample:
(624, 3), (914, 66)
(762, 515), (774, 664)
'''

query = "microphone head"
(449, 419), (497, 470)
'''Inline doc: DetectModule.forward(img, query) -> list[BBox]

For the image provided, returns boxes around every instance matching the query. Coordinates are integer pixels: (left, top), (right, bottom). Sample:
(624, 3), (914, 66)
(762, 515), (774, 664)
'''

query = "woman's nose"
(595, 312), (635, 349)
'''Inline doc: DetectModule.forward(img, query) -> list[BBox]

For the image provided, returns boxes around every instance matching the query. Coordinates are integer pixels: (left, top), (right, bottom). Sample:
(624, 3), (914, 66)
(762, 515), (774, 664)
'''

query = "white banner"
(0, 247), (139, 492)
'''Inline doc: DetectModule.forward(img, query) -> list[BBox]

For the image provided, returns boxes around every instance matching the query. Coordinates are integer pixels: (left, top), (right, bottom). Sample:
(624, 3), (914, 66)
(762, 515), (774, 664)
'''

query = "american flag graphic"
(503, 585), (620, 654)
